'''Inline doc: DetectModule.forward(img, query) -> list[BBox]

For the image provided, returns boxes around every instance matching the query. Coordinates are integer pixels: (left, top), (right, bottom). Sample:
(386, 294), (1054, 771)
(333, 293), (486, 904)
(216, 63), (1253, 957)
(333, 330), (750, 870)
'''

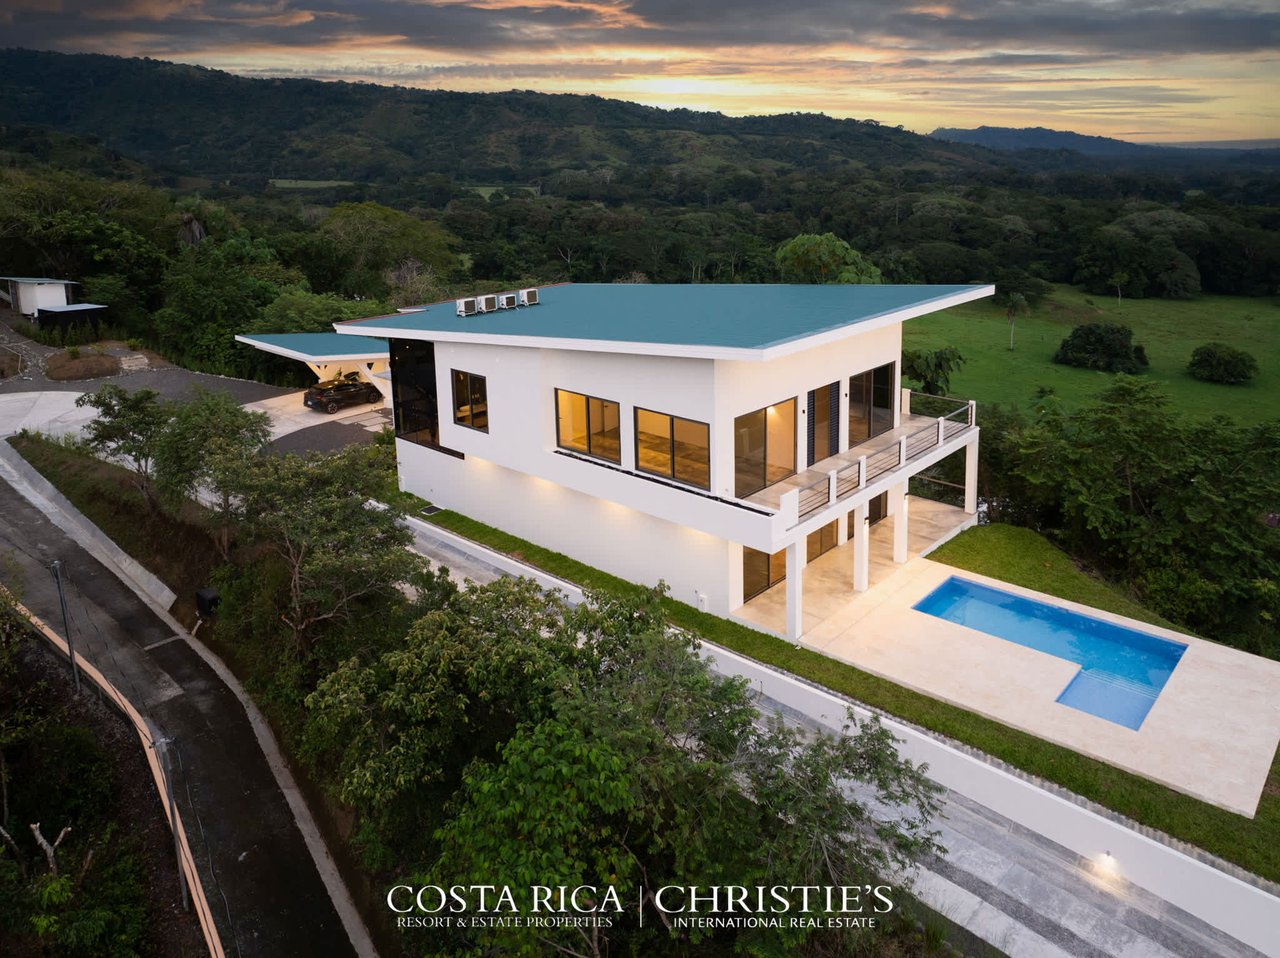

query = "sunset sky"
(4, 0), (1277, 142)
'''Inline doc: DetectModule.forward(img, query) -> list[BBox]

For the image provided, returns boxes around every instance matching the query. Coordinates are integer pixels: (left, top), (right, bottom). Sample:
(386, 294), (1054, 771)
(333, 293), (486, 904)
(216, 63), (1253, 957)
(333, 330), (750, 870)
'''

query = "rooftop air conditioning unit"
(477, 293), (499, 313)
(456, 297), (477, 317)
(519, 287), (539, 307)
(498, 292), (518, 309)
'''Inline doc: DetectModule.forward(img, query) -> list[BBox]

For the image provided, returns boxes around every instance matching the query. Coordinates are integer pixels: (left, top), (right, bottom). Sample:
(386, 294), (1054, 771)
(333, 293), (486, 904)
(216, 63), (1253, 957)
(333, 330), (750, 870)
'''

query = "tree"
(1004, 292), (1029, 351)
(1188, 342), (1258, 385)
(74, 385), (169, 508)
(302, 576), (569, 866)
(775, 233), (883, 284)
(215, 445), (424, 652)
(1012, 380), (1280, 649)
(152, 389), (271, 555)
(420, 589), (942, 957)
(1053, 323), (1148, 374)
(902, 347), (965, 396)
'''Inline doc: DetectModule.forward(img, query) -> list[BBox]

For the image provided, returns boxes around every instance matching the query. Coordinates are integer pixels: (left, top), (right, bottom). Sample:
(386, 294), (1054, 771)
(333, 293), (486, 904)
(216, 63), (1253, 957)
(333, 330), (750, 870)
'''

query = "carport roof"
(235, 332), (388, 362)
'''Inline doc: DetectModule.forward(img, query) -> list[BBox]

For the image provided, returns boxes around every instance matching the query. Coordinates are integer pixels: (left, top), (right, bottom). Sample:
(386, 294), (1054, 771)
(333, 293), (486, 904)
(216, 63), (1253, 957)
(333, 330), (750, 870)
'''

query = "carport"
(234, 332), (391, 402)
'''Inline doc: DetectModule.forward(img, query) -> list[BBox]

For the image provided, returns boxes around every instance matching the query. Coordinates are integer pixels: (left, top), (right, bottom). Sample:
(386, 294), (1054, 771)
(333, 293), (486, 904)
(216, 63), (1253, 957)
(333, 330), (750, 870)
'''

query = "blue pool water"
(913, 577), (1186, 730)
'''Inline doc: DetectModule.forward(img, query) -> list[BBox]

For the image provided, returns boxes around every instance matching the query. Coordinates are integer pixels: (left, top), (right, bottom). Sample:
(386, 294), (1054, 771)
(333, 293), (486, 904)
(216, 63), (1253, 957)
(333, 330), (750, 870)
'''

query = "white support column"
(964, 438), (979, 515)
(852, 502), (869, 593)
(892, 482), (909, 564)
(836, 511), (849, 546)
(785, 540), (805, 643)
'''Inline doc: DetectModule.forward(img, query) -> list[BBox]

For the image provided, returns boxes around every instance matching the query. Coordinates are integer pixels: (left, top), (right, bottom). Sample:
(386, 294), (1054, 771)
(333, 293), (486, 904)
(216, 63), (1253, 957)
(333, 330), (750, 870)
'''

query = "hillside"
(930, 126), (1159, 156)
(929, 125), (1280, 168)
(0, 49), (1002, 184)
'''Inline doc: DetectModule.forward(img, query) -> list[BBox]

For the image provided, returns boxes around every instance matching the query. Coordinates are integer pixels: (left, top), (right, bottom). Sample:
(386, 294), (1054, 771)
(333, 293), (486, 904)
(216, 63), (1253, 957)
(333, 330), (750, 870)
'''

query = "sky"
(3, 0), (1278, 142)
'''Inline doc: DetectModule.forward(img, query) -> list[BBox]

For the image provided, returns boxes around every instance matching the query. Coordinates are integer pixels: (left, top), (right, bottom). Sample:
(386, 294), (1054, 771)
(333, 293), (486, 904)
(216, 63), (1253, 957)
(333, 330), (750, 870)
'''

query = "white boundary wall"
(702, 642), (1280, 957)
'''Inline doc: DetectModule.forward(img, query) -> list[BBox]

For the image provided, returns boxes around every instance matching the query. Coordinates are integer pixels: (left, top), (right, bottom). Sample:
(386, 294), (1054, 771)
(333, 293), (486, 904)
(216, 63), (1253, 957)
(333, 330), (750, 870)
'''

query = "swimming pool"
(913, 577), (1187, 730)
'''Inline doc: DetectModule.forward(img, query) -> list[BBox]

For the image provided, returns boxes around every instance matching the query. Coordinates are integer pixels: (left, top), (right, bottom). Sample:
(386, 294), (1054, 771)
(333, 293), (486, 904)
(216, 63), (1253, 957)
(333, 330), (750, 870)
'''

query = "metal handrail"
(789, 401), (977, 526)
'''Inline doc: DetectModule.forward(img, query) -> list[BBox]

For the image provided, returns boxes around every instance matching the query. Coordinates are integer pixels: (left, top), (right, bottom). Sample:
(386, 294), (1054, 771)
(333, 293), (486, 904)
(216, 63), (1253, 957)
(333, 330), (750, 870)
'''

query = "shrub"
(65, 345), (81, 360)
(125, 337), (143, 350)
(1053, 322), (1149, 374)
(1188, 342), (1258, 385)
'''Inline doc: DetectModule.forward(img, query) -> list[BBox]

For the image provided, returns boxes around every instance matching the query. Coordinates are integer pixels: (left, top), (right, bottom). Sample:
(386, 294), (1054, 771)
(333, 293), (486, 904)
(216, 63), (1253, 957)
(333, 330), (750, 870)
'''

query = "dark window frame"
(734, 396), (798, 498)
(451, 369), (489, 433)
(554, 388), (622, 464)
(848, 362), (896, 447)
(742, 545), (787, 602)
(633, 406), (711, 490)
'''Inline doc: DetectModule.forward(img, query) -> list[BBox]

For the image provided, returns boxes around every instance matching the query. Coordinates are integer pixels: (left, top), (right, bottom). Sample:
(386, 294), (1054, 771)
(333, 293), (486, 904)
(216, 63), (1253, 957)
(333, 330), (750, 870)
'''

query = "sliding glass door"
(734, 398), (796, 498)
(743, 546), (787, 602)
(849, 362), (895, 445)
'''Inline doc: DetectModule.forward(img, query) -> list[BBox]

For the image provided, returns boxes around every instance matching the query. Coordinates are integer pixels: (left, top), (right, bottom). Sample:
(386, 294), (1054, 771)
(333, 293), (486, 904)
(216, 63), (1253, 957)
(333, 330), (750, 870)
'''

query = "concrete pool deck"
(742, 556), (1280, 818)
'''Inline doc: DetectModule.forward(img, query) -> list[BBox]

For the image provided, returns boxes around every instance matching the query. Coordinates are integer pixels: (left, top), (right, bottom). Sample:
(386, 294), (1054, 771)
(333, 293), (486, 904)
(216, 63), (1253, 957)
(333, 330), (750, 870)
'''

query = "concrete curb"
(0, 439), (178, 608)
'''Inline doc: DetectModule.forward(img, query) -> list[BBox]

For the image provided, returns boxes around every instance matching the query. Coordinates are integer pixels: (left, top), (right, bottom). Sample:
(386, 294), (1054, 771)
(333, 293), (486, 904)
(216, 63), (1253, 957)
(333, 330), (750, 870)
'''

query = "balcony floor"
(742, 414), (973, 511)
(733, 496), (975, 638)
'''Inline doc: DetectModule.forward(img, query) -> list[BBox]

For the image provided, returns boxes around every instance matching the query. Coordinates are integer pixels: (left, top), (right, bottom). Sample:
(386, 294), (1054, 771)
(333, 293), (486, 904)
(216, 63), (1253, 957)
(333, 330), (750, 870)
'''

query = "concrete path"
(402, 518), (1268, 958)
(0, 452), (370, 957)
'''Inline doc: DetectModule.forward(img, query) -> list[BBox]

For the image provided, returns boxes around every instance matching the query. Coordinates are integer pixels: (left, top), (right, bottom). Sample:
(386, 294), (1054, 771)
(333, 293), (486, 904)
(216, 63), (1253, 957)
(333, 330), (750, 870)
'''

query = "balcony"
(743, 392), (976, 529)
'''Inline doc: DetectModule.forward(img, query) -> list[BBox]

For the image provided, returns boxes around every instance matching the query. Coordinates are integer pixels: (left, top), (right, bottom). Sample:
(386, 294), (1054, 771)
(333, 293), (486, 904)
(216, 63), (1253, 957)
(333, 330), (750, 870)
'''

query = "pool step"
(1075, 667), (1158, 700)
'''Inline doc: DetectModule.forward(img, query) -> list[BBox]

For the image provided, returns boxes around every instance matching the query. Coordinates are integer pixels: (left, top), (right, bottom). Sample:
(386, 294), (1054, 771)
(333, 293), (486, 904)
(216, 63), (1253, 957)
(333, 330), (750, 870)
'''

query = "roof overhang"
(234, 333), (389, 364)
(37, 303), (107, 313)
(333, 284), (995, 362)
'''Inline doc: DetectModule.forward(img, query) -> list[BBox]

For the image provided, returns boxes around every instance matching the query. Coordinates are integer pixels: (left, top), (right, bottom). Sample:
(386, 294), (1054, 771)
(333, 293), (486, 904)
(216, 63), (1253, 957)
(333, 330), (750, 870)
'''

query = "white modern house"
(335, 283), (993, 641)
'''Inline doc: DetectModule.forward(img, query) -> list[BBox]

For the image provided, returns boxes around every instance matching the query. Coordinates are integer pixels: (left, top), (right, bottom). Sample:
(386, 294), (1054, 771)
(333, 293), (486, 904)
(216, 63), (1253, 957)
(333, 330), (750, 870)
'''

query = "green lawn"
(427, 511), (1280, 883)
(906, 285), (1280, 424)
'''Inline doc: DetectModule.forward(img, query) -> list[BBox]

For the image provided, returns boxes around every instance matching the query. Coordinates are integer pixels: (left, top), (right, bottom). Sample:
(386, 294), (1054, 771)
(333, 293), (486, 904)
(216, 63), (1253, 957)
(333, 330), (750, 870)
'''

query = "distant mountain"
(929, 126), (1160, 156)
(927, 126), (1280, 165)
(0, 48), (1002, 185)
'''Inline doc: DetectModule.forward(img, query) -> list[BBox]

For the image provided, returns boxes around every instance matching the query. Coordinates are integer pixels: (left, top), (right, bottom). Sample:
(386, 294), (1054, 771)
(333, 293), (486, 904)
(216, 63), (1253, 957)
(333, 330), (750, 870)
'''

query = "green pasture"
(906, 285), (1280, 424)
(268, 178), (356, 189)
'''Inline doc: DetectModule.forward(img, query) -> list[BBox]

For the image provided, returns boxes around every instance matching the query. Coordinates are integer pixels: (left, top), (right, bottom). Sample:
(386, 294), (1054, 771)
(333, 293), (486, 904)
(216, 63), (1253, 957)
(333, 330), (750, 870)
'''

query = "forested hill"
(0, 48), (1001, 183)
(930, 126), (1160, 156)
(929, 126), (1280, 167)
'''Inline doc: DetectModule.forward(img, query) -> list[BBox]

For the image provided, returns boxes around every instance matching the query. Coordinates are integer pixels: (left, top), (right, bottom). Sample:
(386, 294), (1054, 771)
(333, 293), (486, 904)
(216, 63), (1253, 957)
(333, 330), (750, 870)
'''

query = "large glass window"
(734, 398), (796, 498)
(556, 389), (621, 463)
(849, 362), (895, 445)
(806, 520), (838, 562)
(743, 546), (787, 602)
(390, 340), (441, 446)
(452, 369), (488, 432)
(635, 408), (710, 489)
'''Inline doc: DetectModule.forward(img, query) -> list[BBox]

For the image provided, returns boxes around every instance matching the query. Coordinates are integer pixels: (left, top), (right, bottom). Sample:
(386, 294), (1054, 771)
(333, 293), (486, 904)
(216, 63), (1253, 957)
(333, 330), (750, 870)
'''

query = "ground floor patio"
(735, 495), (976, 638)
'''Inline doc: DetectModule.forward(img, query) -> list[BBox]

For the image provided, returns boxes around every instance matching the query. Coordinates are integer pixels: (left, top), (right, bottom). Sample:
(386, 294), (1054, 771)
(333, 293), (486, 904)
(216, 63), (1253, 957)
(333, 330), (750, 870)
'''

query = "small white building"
(0, 277), (78, 317)
(335, 283), (993, 641)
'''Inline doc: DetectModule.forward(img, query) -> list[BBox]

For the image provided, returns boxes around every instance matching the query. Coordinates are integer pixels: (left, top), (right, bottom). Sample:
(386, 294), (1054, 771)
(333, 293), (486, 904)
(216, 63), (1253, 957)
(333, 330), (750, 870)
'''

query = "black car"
(304, 372), (382, 414)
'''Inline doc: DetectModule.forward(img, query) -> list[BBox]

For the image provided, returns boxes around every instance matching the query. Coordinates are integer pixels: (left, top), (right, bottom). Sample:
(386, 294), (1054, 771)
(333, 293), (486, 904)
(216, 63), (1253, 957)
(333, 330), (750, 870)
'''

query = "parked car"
(303, 372), (382, 414)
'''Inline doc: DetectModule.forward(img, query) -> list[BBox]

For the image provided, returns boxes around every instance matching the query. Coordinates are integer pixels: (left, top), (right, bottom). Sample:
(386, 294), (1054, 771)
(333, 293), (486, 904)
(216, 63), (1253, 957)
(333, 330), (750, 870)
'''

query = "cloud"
(4, 0), (1277, 138)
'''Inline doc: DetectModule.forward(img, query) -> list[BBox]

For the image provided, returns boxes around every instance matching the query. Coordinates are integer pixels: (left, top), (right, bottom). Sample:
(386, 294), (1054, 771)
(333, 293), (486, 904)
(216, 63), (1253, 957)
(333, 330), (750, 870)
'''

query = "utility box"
(195, 587), (220, 617)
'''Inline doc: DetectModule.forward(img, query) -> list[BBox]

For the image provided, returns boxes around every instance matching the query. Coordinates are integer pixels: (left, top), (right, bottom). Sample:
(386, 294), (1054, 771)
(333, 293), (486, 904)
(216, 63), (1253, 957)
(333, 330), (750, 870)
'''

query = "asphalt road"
(0, 479), (357, 958)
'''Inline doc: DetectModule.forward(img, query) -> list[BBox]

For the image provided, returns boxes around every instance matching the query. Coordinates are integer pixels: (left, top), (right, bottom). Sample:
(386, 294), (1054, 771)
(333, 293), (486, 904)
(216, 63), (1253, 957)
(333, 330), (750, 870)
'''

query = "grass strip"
(426, 509), (1280, 884)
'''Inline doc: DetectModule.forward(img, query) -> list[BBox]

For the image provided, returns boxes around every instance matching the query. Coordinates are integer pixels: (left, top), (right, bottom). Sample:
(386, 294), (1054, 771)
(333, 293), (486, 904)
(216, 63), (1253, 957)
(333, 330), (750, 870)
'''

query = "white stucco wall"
(15, 282), (70, 316)
(399, 440), (734, 612)
(711, 323), (903, 500)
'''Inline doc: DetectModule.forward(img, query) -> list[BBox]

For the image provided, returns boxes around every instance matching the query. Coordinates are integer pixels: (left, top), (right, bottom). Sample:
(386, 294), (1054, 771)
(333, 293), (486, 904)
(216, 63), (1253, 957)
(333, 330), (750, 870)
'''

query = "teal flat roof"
(235, 332), (388, 361)
(336, 283), (993, 361)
